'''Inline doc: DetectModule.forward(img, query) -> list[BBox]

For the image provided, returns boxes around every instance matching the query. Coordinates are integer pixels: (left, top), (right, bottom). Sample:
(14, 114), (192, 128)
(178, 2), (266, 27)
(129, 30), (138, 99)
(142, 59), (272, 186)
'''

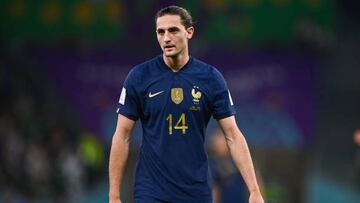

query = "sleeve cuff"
(213, 111), (236, 120)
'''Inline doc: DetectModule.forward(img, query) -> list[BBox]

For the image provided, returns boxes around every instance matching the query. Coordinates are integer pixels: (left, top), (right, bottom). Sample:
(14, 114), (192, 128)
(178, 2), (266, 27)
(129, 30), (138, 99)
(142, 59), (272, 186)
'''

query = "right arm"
(109, 114), (136, 203)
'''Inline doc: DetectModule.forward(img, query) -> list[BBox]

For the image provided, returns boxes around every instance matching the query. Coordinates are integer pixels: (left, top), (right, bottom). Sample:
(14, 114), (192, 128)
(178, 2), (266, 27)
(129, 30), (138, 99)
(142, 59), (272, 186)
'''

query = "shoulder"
(191, 57), (213, 71)
(193, 58), (228, 93)
(192, 57), (223, 79)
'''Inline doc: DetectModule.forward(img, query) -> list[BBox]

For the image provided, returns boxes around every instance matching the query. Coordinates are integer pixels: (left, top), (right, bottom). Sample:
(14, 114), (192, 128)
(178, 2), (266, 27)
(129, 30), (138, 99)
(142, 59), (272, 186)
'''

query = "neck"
(163, 53), (189, 72)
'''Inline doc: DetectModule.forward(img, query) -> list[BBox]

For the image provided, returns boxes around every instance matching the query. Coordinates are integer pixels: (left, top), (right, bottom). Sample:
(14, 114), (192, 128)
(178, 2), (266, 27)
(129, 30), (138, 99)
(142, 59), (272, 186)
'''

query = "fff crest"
(191, 86), (202, 104)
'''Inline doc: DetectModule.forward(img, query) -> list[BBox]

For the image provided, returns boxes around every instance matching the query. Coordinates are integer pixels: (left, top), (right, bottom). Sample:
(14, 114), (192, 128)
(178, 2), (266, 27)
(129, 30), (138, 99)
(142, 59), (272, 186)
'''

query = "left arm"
(218, 116), (264, 203)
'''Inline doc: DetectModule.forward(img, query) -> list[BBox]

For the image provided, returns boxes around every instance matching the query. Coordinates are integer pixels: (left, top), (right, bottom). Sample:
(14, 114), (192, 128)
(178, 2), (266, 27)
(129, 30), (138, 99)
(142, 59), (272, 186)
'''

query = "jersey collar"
(158, 54), (193, 73)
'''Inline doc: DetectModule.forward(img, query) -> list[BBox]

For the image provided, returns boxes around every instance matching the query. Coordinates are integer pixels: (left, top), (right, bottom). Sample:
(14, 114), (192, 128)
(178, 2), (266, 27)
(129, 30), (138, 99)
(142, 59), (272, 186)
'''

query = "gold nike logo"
(148, 91), (164, 98)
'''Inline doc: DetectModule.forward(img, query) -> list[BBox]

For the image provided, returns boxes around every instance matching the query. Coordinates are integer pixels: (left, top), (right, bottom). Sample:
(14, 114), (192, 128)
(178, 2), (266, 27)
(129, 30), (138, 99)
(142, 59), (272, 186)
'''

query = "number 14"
(166, 113), (188, 135)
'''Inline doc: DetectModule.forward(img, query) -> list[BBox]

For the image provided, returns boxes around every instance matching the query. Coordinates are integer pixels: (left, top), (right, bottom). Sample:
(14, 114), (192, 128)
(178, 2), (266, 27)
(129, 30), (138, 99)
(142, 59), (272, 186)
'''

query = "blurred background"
(1, 0), (360, 202)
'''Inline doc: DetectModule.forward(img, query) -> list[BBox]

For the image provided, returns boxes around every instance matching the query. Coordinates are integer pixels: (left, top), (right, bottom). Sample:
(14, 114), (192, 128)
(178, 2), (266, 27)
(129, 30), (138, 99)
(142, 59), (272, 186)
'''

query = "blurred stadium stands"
(1, 0), (360, 202)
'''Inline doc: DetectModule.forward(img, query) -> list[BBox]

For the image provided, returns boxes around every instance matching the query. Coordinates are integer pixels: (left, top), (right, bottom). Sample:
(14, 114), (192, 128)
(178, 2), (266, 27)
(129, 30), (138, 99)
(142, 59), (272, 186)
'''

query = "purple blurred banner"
(203, 50), (316, 148)
(39, 49), (134, 135)
(39, 48), (316, 149)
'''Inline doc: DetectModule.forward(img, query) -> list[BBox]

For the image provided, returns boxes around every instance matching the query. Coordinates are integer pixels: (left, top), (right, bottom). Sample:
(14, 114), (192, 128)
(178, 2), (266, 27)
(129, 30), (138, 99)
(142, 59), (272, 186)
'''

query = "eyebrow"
(156, 26), (180, 33)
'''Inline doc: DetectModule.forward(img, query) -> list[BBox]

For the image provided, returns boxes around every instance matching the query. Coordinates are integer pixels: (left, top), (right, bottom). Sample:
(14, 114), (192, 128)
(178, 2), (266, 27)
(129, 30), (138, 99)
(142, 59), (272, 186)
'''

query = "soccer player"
(109, 5), (264, 203)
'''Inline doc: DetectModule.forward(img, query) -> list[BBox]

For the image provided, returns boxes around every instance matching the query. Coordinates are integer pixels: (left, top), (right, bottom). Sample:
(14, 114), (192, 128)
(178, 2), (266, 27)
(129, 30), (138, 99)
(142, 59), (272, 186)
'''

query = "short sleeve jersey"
(116, 55), (236, 202)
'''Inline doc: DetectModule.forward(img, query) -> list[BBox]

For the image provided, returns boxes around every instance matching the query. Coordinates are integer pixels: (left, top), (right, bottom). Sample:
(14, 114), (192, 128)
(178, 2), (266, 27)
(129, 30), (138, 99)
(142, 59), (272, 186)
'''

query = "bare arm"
(218, 116), (264, 203)
(109, 114), (136, 203)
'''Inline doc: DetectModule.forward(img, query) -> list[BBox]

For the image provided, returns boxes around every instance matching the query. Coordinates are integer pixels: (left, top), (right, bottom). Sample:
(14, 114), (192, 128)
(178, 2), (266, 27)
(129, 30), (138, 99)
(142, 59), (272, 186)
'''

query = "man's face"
(156, 15), (194, 57)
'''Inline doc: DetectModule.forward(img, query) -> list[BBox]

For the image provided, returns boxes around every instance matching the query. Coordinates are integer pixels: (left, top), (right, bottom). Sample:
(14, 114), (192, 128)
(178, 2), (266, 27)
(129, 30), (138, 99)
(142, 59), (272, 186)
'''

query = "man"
(109, 5), (264, 203)
(208, 129), (248, 203)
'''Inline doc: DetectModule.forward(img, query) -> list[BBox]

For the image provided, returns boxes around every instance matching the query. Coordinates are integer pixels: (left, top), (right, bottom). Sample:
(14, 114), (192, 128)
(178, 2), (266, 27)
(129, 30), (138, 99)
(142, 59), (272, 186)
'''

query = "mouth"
(164, 45), (175, 50)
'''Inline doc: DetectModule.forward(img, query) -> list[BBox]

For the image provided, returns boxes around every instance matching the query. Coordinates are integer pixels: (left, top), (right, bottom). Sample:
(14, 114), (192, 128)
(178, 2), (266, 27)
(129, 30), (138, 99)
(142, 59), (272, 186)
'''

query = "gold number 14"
(166, 113), (188, 135)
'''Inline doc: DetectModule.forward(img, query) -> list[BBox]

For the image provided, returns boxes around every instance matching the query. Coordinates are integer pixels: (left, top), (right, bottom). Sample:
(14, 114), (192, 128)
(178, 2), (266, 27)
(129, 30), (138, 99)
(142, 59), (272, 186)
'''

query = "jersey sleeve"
(211, 68), (236, 120)
(116, 69), (140, 121)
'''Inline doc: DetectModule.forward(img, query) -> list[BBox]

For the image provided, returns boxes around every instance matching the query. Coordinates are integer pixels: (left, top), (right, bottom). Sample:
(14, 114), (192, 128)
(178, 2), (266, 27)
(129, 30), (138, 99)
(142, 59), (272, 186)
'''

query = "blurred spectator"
(24, 140), (52, 196)
(0, 57), (101, 202)
(207, 129), (250, 203)
(354, 129), (360, 188)
(79, 132), (105, 187)
(59, 145), (85, 202)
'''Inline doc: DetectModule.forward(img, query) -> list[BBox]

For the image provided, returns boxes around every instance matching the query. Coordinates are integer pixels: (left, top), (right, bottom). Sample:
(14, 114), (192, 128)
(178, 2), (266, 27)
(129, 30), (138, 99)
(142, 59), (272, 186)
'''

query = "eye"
(168, 27), (179, 34)
(157, 29), (165, 35)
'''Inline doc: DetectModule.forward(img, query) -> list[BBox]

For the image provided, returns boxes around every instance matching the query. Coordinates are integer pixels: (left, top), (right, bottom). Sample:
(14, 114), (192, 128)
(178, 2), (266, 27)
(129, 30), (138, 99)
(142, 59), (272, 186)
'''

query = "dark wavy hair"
(155, 5), (193, 28)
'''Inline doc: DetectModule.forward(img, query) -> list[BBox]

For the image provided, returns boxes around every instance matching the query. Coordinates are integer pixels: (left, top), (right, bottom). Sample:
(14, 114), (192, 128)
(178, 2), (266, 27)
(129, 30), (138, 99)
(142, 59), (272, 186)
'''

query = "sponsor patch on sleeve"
(119, 87), (126, 105)
(228, 90), (234, 106)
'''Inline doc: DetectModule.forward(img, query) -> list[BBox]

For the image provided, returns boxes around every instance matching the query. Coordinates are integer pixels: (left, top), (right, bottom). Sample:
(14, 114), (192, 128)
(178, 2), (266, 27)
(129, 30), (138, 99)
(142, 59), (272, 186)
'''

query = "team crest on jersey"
(171, 88), (183, 104)
(191, 86), (202, 104)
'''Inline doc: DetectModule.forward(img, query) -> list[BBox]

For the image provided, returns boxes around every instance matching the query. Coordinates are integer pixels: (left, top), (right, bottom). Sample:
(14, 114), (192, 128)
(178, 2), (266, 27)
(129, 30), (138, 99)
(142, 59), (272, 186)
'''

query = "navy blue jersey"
(116, 55), (236, 202)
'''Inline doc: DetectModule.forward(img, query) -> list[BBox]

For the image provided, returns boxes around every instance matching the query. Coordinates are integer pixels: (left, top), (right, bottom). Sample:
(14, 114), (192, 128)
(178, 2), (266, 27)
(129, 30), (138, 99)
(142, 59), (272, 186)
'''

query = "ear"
(186, 26), (194, 39)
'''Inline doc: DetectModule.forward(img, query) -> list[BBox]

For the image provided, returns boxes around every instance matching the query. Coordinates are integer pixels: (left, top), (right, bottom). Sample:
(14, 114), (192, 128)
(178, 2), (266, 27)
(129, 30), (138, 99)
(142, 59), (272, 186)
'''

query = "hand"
(249, 190), (264, 203)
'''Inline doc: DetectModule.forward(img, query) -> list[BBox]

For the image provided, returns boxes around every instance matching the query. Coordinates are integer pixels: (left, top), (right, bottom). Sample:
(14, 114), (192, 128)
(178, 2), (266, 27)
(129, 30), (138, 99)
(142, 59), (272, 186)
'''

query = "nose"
(163, 31), (171, 43)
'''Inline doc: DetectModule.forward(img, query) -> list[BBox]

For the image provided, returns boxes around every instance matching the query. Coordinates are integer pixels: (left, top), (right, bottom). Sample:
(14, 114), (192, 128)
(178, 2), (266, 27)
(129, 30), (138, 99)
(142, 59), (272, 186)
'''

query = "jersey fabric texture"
(116, 55), (236, 203)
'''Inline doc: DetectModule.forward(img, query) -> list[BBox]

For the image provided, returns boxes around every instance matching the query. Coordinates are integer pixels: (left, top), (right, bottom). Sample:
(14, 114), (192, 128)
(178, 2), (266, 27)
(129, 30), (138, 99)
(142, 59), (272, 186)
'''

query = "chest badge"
(171, 88), (183, 104)
(191, 86), (202, 104)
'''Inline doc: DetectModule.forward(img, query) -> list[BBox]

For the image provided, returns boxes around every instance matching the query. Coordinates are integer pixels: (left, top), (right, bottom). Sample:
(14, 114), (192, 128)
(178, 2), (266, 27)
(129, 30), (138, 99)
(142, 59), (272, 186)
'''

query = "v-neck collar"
(158, 55), (193, 73)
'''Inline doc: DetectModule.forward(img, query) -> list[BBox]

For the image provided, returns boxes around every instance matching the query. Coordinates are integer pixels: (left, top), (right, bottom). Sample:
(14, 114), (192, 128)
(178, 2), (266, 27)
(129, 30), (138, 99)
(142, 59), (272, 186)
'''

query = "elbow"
(223, 126), (241, 146)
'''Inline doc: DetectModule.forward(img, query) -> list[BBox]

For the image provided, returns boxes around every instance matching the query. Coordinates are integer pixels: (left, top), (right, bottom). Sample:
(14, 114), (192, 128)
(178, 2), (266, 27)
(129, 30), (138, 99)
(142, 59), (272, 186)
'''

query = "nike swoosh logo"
(148, 91), (164, 98)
